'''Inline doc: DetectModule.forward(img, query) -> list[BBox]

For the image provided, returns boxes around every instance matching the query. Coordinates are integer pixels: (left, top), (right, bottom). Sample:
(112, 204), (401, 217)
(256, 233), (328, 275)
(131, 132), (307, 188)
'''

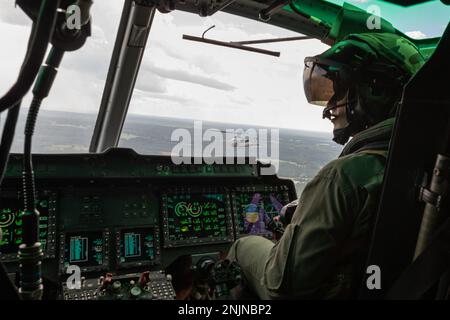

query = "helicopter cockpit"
(0, 0), (449, 301)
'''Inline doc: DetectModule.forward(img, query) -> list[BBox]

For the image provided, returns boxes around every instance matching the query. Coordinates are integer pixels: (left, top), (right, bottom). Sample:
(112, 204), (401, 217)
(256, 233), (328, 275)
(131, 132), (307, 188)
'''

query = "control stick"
(195, 258), (242, 300)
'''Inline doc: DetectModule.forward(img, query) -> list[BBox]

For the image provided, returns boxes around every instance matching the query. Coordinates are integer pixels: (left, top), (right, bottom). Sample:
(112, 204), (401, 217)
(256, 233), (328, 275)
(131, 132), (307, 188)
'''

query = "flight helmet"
(303, 32), (426, 144)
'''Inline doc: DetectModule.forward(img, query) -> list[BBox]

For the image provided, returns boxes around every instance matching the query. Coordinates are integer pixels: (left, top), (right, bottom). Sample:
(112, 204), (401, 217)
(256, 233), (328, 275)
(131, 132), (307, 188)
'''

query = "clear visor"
(303, 60), (338, 107)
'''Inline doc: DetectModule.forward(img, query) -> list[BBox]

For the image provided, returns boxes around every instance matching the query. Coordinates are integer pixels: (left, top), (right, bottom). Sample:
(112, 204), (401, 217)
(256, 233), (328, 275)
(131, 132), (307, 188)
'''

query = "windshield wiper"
(182, 25), (312, 57)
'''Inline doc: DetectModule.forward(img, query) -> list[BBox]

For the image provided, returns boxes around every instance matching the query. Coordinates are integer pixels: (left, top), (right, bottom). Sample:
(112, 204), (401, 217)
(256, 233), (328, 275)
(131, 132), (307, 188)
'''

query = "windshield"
(0, 3), (342, 196)
(119, 10), (342, 195)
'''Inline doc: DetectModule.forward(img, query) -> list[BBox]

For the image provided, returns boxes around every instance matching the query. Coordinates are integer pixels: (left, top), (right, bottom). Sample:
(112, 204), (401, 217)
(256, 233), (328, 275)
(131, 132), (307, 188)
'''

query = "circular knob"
(130, 286), (142, 298)
(112, 281), (122, 291)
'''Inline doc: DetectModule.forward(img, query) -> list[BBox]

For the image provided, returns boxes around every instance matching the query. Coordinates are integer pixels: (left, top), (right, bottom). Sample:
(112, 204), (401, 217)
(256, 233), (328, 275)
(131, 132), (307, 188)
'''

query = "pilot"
(227, 32), (425, 299)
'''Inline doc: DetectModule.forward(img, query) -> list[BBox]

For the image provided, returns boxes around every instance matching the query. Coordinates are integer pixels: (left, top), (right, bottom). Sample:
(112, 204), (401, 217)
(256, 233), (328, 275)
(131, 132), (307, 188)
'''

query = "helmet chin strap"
(332, 126), (352, 145)
(323, 100), (354, 145)
(325, 89), (366, 145)
(332, 104), (368, 145)
(329, 104), (353, 145)
(329, 97), (362, 145)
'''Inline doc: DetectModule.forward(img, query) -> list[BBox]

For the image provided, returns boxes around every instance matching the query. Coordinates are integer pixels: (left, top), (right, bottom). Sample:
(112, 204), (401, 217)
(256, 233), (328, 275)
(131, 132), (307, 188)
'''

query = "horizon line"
(17, 107), (332, 135)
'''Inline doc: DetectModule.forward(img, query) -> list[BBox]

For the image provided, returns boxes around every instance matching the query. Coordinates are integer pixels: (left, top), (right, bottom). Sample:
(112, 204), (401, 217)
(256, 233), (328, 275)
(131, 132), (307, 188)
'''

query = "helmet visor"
(303, 61), (334, 106)
(303, 57), (348, 107)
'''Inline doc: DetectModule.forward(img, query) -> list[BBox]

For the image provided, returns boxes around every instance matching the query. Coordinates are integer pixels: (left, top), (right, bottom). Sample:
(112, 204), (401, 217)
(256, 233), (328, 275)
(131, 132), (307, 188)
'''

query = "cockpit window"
(1, 3), (343, 196)
(0, 1), (122, 153)
(324, 0), (450, 39)
(120, 10), (342, 195)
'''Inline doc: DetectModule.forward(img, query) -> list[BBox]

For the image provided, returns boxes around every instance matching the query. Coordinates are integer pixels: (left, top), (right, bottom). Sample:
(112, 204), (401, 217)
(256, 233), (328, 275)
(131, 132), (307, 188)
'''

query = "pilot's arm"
(265, 160), (368, 298)
(228, 156), (375, 299)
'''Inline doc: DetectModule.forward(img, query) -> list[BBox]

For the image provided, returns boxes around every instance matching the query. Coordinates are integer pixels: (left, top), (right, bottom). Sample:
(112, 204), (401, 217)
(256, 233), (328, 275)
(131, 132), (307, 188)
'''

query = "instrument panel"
(0, 148), (297, 298)
(0, 191), (57, 261)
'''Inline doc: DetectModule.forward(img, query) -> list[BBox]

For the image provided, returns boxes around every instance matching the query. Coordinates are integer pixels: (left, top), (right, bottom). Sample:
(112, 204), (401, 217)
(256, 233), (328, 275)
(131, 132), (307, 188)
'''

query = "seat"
(358, 23), (450, 299)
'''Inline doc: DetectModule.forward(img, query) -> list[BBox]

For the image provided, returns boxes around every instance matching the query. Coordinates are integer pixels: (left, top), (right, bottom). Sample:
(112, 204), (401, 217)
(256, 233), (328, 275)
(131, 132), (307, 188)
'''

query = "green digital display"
(70, 236), (88, 262)
(124, 232), (141, 257)
(118, 227), (157, 265)
(163, 193), (229, 243)
(0, 197), (50, 256)
(62, 231), (105, 270)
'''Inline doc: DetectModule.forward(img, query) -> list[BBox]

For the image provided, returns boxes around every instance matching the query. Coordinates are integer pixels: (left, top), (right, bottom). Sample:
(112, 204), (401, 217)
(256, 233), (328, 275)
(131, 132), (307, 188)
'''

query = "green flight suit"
(227, 117), (395, 299)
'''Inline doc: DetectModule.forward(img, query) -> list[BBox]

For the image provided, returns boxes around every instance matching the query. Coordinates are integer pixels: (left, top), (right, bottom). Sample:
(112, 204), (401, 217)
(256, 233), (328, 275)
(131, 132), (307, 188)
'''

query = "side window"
(0, 1), (122, 153)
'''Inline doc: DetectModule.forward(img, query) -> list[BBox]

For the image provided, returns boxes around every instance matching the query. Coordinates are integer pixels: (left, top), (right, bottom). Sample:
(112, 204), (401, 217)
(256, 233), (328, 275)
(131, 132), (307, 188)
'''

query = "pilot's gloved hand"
(277, 199), (299, 227)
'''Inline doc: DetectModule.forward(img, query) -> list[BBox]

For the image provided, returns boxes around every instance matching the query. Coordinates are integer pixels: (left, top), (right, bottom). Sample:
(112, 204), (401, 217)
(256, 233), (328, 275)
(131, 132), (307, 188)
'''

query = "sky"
(0, 0), (448, 133)
(0, 1), (331, 133)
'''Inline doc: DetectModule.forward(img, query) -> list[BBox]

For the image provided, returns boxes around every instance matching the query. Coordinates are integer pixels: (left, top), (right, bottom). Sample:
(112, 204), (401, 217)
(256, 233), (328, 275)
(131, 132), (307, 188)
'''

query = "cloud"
(90, 24), (109, 46)
(134, 72), (168, 94)
(190, 54), (225, 75)
(58, 24), (117, 81)
(156, 42), (225, 75)
(405, 31), (427, 39)
(0, 2), (31, 27)
(134, 90), (192, 105)
(142, 63), (236, 91)
(229, 95), (253, 105)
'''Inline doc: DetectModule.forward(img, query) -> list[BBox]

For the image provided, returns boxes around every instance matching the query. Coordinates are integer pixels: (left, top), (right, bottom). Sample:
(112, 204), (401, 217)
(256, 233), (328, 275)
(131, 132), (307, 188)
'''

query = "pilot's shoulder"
(316, 151), (386, 189)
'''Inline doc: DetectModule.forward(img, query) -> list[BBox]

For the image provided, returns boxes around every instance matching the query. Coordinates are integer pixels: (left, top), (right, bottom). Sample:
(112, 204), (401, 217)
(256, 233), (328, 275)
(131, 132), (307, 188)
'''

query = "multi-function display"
(116, 227), (160, 268)
(0, 194), (56, 261)
(161, 193), (234, 246)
